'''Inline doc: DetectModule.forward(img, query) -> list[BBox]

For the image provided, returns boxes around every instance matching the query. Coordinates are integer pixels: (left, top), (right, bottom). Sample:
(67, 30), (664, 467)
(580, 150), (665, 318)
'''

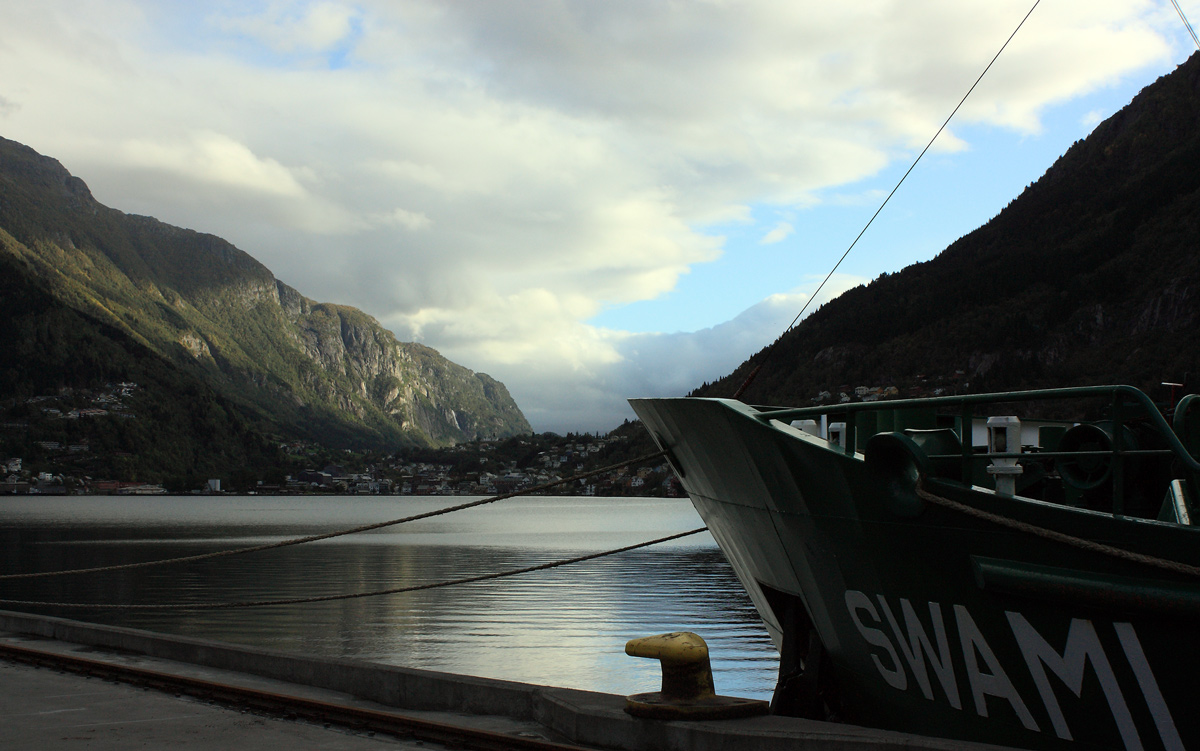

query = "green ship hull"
(631, 386), (1200, 751)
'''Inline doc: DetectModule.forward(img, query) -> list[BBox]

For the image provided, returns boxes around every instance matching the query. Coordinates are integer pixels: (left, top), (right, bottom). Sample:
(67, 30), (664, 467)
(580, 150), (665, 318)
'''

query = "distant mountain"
(0, 136), (531, 453)
(699, 52), (1200, 407)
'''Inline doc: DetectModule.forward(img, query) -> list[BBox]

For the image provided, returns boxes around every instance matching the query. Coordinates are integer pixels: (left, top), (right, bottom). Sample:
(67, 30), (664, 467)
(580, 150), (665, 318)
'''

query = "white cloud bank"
(0, 1), (1189, 431)
(468, 275), (866, 432)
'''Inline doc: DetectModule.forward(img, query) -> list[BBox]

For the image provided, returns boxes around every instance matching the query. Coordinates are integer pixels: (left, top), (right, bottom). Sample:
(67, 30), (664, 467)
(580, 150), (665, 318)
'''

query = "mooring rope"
(914, 481), (1200, 578)
(0, 450), (665, 581)
(0, 527), (706, 610)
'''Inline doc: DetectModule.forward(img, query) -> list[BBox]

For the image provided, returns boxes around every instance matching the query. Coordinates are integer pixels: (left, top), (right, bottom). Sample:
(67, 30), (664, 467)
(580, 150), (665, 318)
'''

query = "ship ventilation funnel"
(1058, 423), (1124, 492)
(1058, 421), (1172, 517)
(864, 432), (927, 518)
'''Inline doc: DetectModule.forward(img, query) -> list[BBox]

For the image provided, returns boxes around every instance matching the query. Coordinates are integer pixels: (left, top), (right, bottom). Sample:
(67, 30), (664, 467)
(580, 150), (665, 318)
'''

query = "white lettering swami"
(844, 590), (906, 690)
(1006, 613), (1140, 750)
(877, 596), (961, 709)
(1114, 622), (1184, 751)
(954, 604), (1039, 730)
(843, 591), (1182, 749)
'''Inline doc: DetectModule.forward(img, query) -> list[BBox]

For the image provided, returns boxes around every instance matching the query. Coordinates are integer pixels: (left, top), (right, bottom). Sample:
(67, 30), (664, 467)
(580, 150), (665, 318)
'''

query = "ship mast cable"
(0, 527), (706, 610)
(733, 0), (1042, 400)
(0, 450), (665, 581)
(1170, 0), (1200, 51)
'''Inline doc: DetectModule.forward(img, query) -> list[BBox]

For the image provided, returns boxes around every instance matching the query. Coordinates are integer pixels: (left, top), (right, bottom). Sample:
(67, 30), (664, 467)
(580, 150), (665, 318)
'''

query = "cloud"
(482, 275), (867, 433)
(1081, 109), (1106, 129)
(115, 131), (307, 197)
(376, 208), (432, 231)
(212, 2), (360, 54)
(826, 188), (890, 207)
(0, 1), (1184, 431)
(761, 222), (794, 245)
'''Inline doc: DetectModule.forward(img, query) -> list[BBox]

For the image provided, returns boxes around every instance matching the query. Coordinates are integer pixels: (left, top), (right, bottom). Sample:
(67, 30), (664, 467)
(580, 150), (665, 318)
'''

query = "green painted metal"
(753, 385), (1200, 517)
(972, 556), (1200, 618)
(1112, 394), (1126, 516)
(631, 386), (1200, 751)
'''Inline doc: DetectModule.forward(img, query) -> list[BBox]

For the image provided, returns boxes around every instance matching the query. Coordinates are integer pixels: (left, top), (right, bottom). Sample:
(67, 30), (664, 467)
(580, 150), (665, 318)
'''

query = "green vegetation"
(0, 136), (531, 476)
(0, 250), (283, 487)
(310, 424), (676, 497)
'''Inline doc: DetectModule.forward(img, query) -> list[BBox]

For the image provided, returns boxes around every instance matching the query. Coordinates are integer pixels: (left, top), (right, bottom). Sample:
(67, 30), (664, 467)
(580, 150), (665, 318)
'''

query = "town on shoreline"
(2, 394), (680, 497)
(2, 377), (961, 498)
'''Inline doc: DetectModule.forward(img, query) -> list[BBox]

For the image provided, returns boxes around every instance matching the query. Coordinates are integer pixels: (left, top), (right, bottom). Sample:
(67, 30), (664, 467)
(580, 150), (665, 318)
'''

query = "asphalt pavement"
(1, 657), (434, 749)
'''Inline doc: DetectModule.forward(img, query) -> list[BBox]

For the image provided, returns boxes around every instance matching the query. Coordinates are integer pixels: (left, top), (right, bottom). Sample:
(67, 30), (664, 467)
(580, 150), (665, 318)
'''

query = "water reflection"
(0, 496), (779, 698)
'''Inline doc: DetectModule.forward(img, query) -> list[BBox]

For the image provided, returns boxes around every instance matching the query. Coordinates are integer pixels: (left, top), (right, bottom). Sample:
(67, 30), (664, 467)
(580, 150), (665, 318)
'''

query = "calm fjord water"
(0, 496), (778, 699)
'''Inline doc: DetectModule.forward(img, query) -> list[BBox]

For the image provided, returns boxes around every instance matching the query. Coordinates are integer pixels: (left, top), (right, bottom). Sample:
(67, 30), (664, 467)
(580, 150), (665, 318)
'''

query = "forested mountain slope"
(699, 53), (1200, 406)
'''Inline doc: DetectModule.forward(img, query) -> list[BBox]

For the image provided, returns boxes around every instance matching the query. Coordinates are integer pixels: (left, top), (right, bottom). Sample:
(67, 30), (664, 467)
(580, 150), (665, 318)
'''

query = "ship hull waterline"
(631, 396), (1197, 751)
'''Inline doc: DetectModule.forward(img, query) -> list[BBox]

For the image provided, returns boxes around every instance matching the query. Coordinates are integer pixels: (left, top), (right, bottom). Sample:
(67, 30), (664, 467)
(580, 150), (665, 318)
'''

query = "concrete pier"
(2, 658), (415, 750)
(0, 610), (1018, 751)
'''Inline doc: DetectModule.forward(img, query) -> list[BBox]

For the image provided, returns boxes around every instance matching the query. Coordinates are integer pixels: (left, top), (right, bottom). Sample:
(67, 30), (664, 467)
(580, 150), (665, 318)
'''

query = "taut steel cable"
(733, 0), (1042, 399)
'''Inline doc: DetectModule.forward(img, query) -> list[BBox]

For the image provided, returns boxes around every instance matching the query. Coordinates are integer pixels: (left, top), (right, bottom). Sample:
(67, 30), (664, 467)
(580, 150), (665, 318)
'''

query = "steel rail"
(752, 384), (1200, 473)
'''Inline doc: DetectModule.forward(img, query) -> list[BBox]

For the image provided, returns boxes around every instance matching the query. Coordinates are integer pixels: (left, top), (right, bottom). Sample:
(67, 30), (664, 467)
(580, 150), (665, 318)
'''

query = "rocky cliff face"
(0, 136), (531, 447)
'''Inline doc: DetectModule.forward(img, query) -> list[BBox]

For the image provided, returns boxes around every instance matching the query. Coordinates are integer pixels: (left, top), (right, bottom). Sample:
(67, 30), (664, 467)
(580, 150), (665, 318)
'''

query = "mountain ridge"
(697, 52), (1200, 407)
(0, 136), (531, 451)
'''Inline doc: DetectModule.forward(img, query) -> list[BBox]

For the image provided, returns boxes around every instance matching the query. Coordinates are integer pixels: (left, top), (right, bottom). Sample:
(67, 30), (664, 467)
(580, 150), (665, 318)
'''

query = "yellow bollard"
(624, 632), (769, 720)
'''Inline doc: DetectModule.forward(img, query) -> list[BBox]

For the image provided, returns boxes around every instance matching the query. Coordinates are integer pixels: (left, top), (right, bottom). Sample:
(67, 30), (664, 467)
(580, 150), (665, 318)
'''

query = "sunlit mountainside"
(700, 53), (1200, 407)
(0, 136), (530, 479)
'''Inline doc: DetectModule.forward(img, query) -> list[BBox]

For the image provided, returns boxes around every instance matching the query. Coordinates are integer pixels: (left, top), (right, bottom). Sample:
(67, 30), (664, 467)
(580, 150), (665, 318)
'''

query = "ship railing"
(750, 384), (1200, 519)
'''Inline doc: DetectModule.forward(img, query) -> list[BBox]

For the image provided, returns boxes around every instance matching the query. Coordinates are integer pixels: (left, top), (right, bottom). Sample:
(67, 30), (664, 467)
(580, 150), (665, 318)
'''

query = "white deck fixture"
(986, 416), (1022, 495)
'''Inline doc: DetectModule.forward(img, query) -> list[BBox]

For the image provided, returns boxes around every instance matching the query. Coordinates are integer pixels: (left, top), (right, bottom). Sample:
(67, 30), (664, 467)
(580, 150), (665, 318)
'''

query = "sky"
(1, 1), (1199, 433)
